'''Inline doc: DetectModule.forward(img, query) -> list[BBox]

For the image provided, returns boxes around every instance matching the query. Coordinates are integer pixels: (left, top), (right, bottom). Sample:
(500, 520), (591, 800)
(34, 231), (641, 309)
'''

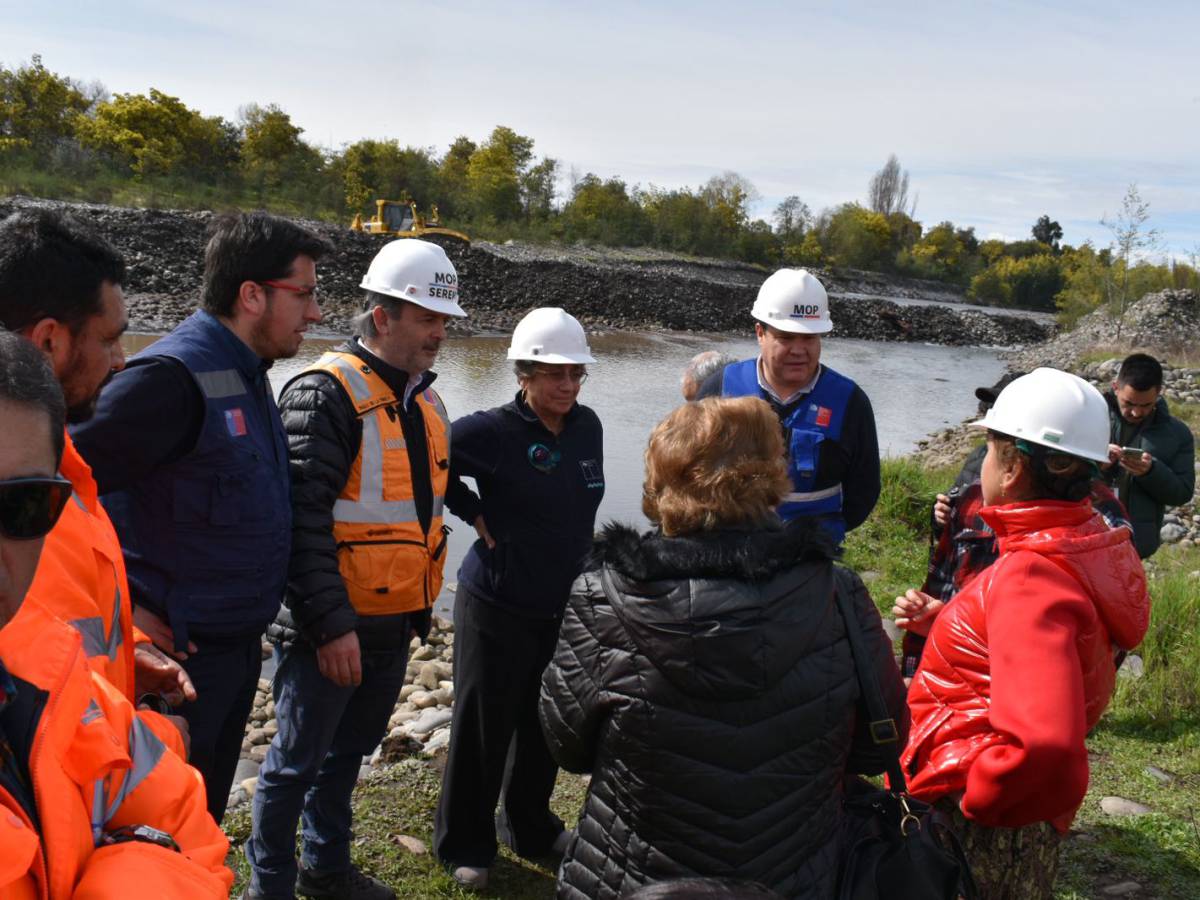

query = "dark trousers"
(433, 585), (564, 867)
(245, 640), (409, 896)
(177, 632), (264, 823)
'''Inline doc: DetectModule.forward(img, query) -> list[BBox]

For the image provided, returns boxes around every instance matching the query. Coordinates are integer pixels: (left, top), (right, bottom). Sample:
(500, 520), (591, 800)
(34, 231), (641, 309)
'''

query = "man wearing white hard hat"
(434, 307), (604, 891)
(245, 238), (465, 900)
(695, 268), (880, 543)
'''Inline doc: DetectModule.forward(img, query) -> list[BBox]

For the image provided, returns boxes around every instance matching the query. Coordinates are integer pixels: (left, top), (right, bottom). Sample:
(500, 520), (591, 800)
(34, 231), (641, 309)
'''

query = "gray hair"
(353, 290), (406, 338)
(513, 359), (540, 380)
(681, 350), (737, 400)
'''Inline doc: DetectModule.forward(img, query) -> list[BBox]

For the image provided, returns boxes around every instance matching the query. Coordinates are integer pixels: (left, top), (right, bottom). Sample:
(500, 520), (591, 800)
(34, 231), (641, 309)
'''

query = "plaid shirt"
(901, 481), (1131, 678)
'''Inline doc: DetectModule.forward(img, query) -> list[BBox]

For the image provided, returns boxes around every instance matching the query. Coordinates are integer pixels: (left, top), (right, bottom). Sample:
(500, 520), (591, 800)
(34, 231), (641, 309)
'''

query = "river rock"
(422, 727), (452, 756)
(399, 683), (419, 701)
(411, 644), (437, 662)
(1100, 796), (1151, 817)
(1160, 523), (1187, 543)
(249, 745), (269, 763)
(241, 777), (259, 800)
(233, 757), (260, 784)
(409, 708), (453, 737)
(246, 727), (269, 746)
(416, 662), (441, 690)
(412, 691), (439, 710)
(1102, 882), (1142, 896)
(1144, 765), (1175, 785)
(392, 834), (429, 855)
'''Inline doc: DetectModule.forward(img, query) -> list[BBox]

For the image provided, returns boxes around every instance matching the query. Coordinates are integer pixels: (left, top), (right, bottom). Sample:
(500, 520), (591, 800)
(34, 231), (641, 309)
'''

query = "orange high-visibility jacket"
(22, 431), (183, 757)
(0, 602), (232, 899)
(311, 351), (450, 614)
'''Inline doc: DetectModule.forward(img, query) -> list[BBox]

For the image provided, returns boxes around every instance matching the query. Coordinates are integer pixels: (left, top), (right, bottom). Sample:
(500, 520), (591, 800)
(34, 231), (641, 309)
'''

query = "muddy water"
(122, 329), (1004, 612)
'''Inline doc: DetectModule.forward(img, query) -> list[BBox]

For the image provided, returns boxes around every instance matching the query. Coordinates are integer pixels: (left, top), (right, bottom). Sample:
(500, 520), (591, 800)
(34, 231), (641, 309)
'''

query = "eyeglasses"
(260, 280), (319, 303)
(0, 477), (73, 541)
(532, 367), (588, 385)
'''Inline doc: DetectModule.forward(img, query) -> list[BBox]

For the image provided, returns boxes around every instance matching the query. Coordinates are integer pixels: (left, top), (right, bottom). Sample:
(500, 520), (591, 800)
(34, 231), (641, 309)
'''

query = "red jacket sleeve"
(961, 552), (1092, 831)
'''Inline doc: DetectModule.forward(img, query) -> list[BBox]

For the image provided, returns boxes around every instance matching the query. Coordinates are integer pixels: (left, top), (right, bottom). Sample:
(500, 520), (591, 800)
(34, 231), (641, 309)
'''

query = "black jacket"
(268, 340), (433, 650)
(539, 521), (908, 900)
(1103, 392), (1195, 558)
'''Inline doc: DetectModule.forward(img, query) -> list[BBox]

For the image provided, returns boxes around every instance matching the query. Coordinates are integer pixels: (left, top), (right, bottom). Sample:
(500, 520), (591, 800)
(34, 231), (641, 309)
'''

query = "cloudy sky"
(6, 0), (1198, 254)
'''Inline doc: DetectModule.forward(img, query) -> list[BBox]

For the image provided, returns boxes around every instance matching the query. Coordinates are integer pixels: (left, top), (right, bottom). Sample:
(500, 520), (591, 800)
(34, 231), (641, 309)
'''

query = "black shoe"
(296, 864), (395, 900)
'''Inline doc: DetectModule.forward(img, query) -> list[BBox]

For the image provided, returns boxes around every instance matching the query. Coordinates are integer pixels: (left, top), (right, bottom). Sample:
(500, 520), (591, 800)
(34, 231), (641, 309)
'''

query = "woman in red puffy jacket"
(900, 368), (1151, 900)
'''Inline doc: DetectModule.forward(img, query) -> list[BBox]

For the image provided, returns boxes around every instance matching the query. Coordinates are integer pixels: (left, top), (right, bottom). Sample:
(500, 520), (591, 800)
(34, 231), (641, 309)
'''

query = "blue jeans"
(245, 640), (408, 896)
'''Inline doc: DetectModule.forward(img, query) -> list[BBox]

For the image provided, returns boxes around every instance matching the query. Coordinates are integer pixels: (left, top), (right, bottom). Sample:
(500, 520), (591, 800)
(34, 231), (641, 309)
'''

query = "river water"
(123, 329), (1004, 610)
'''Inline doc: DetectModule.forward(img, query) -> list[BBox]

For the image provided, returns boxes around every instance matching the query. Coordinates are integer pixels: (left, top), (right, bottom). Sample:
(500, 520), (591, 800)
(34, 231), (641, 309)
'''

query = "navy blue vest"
(722, 359), (856, 543)
(104, 312), (291, 650)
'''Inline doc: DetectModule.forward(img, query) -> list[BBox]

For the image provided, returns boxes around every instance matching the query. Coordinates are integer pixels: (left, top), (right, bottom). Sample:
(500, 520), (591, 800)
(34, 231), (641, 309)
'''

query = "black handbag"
(831, 582), (978, 900)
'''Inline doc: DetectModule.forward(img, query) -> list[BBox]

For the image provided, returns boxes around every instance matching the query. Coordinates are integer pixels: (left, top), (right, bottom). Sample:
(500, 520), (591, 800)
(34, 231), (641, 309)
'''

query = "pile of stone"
(1010, 288), (1200, 372)
(0, 195), (1052, 348)
(1075, 357), (1200, 406)
(227, 614), (457, 811)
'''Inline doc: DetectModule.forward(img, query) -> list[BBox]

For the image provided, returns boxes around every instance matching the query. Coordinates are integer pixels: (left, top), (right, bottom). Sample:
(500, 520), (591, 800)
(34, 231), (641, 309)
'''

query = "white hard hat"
(751, 268), (832, 334)
(507, 307), (595, 364)
(359, 239), (466, 317)
(973, 367), (1110, 462)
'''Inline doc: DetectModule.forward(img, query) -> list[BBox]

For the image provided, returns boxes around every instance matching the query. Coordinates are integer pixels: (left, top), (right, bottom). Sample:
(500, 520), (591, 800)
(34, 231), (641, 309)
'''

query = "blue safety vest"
(103, 311), (291, 651)
(722, 358), (856, 543)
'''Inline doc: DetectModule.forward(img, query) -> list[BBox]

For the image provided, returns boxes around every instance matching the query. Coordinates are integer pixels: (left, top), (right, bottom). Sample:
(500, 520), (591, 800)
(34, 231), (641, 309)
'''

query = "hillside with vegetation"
(3, 56), (1198, 322)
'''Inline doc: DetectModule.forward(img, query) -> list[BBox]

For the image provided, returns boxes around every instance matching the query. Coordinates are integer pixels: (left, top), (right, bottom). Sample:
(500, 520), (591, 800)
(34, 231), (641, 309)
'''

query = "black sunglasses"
(0, 477), (73, 540)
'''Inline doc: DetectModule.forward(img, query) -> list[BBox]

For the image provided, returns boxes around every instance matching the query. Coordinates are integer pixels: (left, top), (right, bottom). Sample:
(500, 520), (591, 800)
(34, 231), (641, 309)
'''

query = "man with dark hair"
(0, 210), (192, 757)
(1102, 352), (1195, 558)
(73, 211), (334, 821)
(0, 329), (234, 899)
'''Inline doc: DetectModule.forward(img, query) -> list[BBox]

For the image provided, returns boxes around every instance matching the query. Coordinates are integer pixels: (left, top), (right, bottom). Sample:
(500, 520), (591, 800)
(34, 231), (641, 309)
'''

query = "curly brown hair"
(643, 396), (791, 536)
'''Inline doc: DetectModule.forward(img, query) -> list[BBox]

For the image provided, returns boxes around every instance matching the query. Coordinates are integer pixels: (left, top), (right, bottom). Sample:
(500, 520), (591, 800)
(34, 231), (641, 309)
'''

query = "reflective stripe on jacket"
(0, 602), (232, 899)
(309, 351), (450, 615)
(722, 359), (857, 542)
(26, 432), (134, 697)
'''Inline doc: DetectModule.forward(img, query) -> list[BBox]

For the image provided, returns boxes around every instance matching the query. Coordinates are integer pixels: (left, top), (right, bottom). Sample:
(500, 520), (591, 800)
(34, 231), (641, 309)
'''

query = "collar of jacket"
(508, 390), (582, 431)
(596, 518), (837, 583)
(195, 310), (273, 382)
(346, 339), (437, 399)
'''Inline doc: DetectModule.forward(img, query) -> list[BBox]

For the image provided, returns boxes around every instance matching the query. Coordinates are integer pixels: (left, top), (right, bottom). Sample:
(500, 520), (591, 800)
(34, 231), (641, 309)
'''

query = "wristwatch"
(101, 824), (180, 852)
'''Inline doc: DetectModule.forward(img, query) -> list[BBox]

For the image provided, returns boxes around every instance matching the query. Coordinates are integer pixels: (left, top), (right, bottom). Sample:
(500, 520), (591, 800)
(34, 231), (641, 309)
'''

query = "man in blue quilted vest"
(695, 269), (880, 544)
(72, 212), (333, 822)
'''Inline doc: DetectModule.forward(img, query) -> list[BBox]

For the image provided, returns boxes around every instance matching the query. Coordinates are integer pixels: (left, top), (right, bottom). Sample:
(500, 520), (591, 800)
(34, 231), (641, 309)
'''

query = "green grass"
(223, 759), (589, 898)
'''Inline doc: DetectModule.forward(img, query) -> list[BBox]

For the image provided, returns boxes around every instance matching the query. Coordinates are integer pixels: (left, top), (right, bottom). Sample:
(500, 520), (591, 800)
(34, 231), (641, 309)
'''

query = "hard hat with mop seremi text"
(751, 268), (833, 334)
(359, 238), (466, 317)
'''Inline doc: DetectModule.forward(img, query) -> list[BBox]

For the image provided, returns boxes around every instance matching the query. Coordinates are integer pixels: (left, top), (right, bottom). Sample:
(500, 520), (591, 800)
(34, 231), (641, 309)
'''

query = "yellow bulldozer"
(350, 200), (470, 243)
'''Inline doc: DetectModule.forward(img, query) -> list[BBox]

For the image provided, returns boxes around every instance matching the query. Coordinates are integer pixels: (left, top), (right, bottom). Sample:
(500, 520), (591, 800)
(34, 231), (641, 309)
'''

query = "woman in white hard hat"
(900, 368), (1150, 899)
(433, 307), (605, 891)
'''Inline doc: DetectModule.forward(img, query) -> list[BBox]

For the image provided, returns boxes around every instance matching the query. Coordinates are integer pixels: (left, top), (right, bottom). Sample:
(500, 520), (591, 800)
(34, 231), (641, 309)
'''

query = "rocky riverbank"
(0, 195), (1052, 347)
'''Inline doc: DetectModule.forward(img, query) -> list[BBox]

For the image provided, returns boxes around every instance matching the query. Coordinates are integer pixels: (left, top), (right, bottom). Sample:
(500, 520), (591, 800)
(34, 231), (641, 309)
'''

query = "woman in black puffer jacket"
(539, 396), (908, 900)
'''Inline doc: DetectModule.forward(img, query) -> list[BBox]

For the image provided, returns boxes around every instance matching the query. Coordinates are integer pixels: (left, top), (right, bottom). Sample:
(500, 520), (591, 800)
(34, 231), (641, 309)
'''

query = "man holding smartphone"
(1103, 353), (1195, 559)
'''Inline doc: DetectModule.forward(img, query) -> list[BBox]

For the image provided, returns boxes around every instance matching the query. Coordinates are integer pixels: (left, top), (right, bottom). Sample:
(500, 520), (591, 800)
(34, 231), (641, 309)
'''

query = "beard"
(62, 357), (116, 424)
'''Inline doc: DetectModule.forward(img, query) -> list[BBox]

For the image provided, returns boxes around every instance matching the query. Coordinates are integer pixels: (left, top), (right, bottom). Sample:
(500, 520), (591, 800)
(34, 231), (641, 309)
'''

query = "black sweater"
(446, 394), (605, 618)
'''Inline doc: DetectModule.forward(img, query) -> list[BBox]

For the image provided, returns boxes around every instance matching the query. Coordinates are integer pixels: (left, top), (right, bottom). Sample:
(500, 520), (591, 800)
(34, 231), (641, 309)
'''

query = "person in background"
(244, 240), (465, 900)
(680, 350), (736, 401)
(1102, 352), (1195, 558)
(901, 368), (1150, 899)
(695, 269), (880, 544)
(0, 209), (192, 755)
(896, 372), (1131, 678)
(434, 307), (605, 892)
(540, 397), (906, 900)
(72, 211), (332, 822)
(0, 330), (232, 899)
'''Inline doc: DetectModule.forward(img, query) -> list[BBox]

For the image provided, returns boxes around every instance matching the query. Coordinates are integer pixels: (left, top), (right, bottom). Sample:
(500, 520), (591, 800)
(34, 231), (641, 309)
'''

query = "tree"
(562, 173), (650, 245)
(1031, 215), (1063, 250)
(824, 203), (893, 270)
(867, 153), (913, 217)
(1102, 184), (1160, 336)
(334, 139), (440, 215)
(520, 156), (558, 221)
(239, 103), (320, 192)
(0, 55), (91, 153)
(466, 126), (535, 222)
(773, 195), (811, 242)
(437, 135), (476, 219)
(76, 88), (234, 177)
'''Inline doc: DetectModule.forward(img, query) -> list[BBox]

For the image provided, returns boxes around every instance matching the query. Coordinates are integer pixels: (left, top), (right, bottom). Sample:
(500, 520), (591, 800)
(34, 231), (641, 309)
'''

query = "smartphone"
(1120, 446), (1145, 462)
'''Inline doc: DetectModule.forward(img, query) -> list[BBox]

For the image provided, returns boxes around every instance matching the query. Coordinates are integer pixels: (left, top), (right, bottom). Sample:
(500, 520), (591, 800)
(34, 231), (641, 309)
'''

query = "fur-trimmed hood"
(592, 519), (841, 699)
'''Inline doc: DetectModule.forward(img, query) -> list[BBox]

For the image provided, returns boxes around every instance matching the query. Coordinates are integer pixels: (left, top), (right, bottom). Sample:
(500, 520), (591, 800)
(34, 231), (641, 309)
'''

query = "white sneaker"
(452, 866), (489, 891)
(551, 829), (573, 855)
